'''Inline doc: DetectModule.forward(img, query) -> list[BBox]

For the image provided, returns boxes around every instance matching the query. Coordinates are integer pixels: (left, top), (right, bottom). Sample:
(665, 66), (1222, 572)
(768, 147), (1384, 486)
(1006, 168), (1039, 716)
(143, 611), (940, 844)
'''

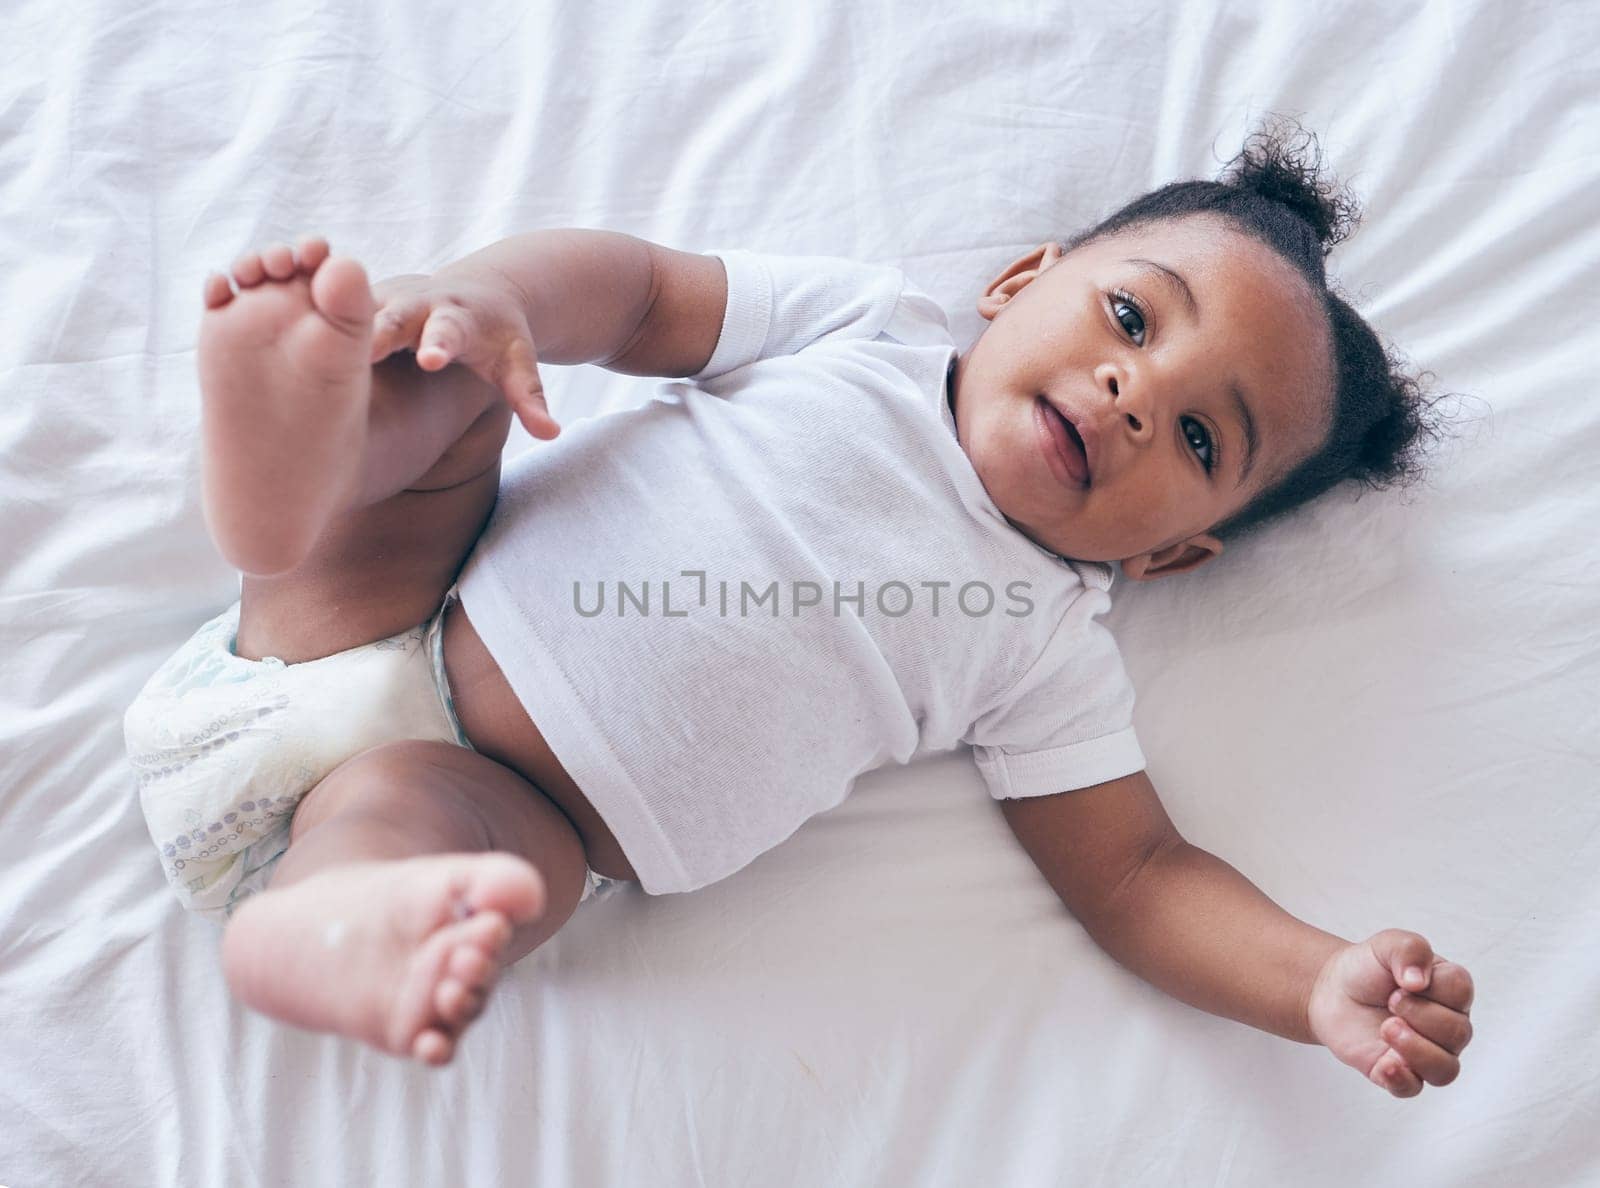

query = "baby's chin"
(993, 504), (1096, 563)
(993, 492), (1138, 566)
(968, 443), (1133, 562)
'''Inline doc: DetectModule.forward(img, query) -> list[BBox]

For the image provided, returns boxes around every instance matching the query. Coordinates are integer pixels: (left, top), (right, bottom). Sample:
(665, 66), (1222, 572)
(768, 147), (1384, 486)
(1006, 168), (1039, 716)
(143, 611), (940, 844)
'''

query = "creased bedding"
(2, 1), (1597, 1184)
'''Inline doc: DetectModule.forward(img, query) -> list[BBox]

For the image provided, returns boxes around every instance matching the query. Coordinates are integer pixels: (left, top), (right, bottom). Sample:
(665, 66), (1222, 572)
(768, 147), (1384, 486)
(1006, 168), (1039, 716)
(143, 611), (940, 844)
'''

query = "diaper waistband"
(426, 582), (474, 751)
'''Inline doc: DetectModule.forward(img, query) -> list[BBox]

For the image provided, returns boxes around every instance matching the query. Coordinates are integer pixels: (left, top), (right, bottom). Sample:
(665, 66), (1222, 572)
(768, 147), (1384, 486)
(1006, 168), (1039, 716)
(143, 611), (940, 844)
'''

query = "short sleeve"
(965, 585), (1147, 799)
(690, 249), (912, 381)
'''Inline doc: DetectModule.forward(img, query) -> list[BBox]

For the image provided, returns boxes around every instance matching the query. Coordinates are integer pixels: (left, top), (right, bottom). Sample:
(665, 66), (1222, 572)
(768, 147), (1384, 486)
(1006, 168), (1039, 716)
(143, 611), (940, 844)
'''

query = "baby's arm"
(1000, 771), (1475, 1098)
(367, 229), (729, 437)
(433, 229), (728, 375)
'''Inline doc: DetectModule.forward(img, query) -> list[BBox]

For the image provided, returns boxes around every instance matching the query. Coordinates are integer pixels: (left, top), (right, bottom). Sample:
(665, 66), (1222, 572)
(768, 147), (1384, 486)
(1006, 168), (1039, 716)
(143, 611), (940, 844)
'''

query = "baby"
(125, 122), (1474, 1092)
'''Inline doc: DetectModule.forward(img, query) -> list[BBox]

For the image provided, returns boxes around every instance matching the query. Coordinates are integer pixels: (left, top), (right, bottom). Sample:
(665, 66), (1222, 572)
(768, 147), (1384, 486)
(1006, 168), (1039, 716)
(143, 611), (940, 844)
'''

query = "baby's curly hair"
(1062, 116), (1458, 542)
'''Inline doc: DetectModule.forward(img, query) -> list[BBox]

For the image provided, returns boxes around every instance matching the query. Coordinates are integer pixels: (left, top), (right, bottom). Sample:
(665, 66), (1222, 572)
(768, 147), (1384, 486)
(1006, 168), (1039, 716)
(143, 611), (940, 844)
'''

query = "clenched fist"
(1308, 929), (1475, 1098)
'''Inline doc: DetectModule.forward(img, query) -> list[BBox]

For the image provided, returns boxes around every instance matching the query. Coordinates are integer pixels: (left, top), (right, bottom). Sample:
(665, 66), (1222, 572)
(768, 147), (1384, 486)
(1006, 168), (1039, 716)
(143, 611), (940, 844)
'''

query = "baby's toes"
(260, 243), (296, 281)
(203, 273), (235, 310)
(296, 236), (331, 274)
(413, 1027), (456, 1066)
(455, 908), (514, 961)
(427, 919), (504, 1032)
(231, 252), (266, 288)
(436, 945), (496, 1021)
(448, 939), (495, 988)
(434, 976), (488, 1030)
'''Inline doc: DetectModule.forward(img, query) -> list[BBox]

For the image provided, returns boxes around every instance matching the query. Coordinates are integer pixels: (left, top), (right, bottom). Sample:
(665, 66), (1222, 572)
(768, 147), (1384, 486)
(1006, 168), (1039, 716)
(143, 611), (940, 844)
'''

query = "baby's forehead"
(1099, 214), (1288, 276)
(1105, 217), (1323, 326)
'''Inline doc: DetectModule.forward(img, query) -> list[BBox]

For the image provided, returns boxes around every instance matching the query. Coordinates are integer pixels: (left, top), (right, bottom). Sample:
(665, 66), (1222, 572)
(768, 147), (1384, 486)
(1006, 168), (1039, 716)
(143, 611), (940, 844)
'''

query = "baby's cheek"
(1148, 486), (1203, 545)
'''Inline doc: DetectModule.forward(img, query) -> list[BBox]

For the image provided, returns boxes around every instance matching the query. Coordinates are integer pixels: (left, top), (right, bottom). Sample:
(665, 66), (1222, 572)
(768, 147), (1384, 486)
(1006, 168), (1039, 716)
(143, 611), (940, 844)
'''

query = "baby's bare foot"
(197, 237), (376, 576)
(221, 853), (546, 1065)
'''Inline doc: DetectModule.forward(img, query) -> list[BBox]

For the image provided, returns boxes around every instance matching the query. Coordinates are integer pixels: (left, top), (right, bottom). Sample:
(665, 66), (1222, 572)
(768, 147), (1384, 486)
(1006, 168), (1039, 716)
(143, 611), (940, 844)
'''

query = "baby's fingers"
(1387, 988), (1474, 1055)
(1420, 959), (1475, 1014)
(1370, 1048), (1424, 1098)
(1380, 1015), (1461, 1088)
(416, 307), (472, 371)
(494, 336), (559, 440)
(370, 298), (431, 364)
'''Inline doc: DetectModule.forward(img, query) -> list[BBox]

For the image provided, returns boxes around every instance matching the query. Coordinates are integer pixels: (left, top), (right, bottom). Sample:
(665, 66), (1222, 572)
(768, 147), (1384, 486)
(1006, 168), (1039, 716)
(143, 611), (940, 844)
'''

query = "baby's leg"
(200, 236), (513, 659)
(223, 740), (591, 1066)
(194, 240), (586, 1065)
(197, 236), (504, 584)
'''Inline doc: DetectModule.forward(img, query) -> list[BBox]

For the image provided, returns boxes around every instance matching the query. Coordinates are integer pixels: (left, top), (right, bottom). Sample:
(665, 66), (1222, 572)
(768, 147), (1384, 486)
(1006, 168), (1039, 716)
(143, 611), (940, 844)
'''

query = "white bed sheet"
(3, 0), (1597, 1184)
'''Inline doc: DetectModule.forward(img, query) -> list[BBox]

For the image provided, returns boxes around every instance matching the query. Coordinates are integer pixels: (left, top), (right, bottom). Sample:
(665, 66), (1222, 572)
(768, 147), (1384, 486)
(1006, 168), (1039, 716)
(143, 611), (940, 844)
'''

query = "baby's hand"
(368, 270), (559, 440)
(1307, 929), (1475, 1098)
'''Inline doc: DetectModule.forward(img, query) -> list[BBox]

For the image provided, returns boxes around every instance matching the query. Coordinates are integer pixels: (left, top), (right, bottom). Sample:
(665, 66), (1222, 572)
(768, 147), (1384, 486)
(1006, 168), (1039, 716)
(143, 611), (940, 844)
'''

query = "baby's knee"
(288, 741), (591, 910)
(289, 739), (479, 841)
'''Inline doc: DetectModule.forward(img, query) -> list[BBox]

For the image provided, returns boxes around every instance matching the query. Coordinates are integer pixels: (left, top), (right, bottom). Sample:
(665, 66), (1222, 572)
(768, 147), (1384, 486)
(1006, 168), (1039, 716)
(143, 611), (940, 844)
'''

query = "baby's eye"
(1181, 416), (1216, 473)
(1111, 291), (1146, 346)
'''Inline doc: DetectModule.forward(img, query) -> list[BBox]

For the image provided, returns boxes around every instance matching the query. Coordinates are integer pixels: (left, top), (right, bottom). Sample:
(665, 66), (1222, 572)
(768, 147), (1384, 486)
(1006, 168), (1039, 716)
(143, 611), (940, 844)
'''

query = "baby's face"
(950, 214), (1335, 580)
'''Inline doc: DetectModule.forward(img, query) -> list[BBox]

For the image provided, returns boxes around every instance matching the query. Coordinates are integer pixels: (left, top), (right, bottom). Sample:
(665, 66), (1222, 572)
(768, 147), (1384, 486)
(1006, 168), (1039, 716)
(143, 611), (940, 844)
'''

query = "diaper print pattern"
(123, 604), (323, 910)
(124, 597), (466, 918)
(130, 699), (286, 791)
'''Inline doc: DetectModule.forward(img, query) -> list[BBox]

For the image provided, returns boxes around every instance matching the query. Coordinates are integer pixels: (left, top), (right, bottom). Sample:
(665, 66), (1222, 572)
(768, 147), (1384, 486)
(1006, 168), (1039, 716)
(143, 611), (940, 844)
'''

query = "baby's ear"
(1120, 535), (1223, 582)
(977, 242), (1065, 320)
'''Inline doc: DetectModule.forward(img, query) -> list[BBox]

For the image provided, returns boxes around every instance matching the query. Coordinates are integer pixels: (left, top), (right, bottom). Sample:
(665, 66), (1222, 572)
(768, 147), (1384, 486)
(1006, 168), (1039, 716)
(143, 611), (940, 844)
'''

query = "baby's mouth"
(1036, 397), (1091, 488)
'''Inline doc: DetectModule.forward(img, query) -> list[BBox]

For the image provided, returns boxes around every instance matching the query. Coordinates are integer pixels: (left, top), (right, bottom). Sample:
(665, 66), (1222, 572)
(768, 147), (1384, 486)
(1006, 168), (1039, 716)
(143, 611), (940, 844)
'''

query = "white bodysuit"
(456, 249), (1147, 894)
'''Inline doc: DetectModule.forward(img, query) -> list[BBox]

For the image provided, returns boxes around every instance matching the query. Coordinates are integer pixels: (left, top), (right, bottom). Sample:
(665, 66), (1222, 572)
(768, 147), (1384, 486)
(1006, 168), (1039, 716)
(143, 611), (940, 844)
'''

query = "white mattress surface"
(2, 1), (1597, 1184)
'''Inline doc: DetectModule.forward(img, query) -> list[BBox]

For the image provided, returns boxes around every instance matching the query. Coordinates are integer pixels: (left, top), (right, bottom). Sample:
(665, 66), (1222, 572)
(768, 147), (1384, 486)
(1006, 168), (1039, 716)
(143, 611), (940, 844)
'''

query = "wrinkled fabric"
(2, 0), (1595, 1185)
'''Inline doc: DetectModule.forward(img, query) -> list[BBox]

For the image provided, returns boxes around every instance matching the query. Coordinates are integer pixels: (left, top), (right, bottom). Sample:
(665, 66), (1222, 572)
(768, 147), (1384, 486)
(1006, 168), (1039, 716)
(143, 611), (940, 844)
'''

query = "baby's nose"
(1108, 376), (1155, 439)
